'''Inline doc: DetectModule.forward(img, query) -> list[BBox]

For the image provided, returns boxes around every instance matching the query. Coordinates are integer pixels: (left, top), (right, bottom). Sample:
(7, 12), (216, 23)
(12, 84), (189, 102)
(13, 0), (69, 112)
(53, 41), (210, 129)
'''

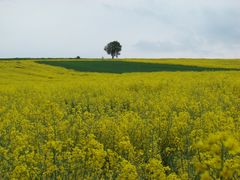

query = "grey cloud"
(134, 37), (210, 54)
(134, 41), (183, 53)
(200, 9), (240, 45)
(134, 38), (240, 57)
(0, 0), (240, 58)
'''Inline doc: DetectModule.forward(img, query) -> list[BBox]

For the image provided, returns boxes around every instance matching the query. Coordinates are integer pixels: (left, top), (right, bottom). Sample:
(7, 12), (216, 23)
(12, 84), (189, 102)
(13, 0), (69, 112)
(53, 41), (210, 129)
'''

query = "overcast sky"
(0, 0), (240, 58)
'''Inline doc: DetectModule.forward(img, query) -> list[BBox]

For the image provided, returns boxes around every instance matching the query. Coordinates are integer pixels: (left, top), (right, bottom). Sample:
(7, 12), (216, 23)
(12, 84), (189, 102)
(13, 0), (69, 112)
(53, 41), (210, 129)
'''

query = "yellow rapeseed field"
(0, 59), (240, 179)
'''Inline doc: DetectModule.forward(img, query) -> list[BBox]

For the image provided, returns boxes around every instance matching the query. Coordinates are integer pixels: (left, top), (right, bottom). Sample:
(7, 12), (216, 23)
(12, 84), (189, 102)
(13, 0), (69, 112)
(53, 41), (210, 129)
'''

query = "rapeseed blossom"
(0, 60), (240, 179)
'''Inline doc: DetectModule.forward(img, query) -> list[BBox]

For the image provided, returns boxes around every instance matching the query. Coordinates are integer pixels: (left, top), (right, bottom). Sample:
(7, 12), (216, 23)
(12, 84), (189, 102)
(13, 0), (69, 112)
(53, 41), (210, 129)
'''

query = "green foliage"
(104, 41), (122, 59)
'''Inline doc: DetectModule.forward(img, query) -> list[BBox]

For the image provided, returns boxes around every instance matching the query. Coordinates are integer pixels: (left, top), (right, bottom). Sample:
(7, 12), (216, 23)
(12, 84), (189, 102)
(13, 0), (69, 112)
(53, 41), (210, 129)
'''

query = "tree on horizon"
(104, 41), (122, 59)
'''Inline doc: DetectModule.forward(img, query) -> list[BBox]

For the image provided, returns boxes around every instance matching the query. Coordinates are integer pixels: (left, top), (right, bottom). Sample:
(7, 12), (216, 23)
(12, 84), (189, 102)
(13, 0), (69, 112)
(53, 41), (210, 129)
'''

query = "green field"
(38, 60), (239, 73)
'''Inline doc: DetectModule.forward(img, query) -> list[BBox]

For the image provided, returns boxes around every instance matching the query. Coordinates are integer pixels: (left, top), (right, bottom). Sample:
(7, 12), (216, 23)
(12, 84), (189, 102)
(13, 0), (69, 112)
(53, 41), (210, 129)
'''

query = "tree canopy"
(104, 41), (122, 59)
